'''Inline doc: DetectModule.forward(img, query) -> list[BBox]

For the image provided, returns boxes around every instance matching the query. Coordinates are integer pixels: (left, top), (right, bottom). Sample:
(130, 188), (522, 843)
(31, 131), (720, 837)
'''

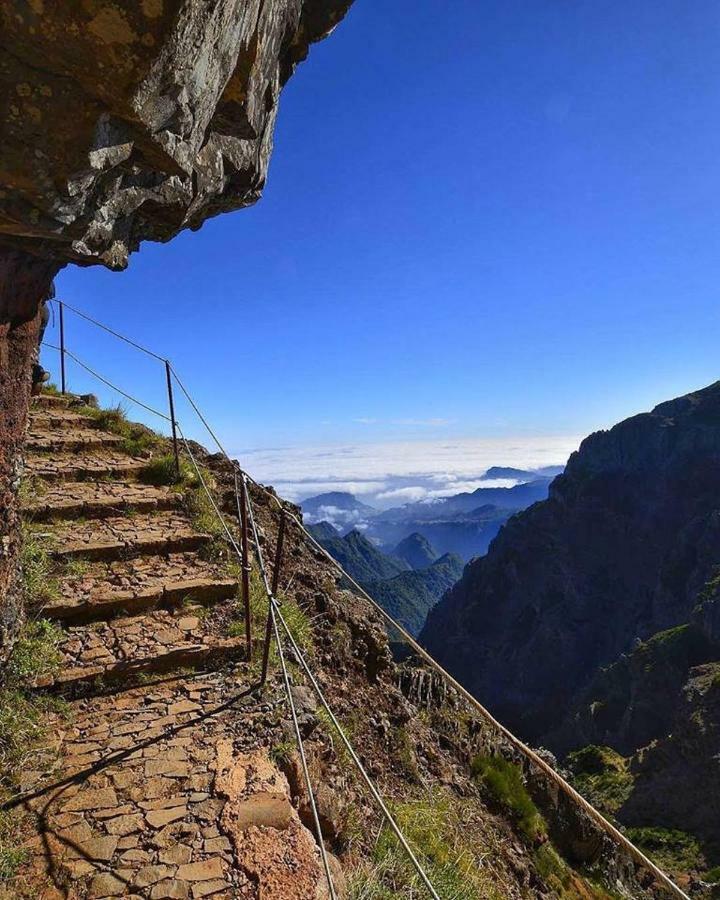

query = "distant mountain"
(482, 466), (543, 480)
(306, 521), (340, 542)
(483, 465), (564, 480)
(300, 491), (377, 530)
(366, 505), (515, 562)
(393, 533), (438, 569)
(300, 476), (556, 563)
(314, 529), (408, 584)
(364, 553), (464, 636)
(308, 528), (463, 636)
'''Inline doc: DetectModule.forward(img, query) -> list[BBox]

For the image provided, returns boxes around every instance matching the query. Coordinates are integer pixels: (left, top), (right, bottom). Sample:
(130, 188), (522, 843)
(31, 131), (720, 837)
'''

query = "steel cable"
(40, 342), (172, 422)
(54, 299), (167, 363)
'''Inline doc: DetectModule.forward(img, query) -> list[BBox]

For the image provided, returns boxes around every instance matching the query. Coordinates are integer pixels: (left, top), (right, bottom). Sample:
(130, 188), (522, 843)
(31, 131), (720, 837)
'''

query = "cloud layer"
(232, 434), (580, 511)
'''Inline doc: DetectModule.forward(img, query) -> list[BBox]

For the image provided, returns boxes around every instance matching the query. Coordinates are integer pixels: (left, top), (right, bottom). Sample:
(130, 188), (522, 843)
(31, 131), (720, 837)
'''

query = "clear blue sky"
(53, 0), (720, 468)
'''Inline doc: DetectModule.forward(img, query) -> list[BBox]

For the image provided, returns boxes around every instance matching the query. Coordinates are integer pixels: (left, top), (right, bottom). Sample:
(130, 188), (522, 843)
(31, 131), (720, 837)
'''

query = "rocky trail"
(8, 392), (337, 899)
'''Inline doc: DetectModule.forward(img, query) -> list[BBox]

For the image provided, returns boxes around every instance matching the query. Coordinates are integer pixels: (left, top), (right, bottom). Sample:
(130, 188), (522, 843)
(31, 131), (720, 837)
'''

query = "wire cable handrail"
(44, 300), (691, 900)
(40, 342), (172, 422)
(53, 299), (167, 363)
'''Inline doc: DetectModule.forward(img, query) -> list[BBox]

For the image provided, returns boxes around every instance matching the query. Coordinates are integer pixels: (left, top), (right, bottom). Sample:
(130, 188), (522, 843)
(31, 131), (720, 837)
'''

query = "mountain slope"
(314, 529), (409, 583)
(394, 532), (438, 569)
(421, 381), (720, 741)
(300, 491), (376, 530)
(420, 381), (720, 876)
(364, 553), (464, 636)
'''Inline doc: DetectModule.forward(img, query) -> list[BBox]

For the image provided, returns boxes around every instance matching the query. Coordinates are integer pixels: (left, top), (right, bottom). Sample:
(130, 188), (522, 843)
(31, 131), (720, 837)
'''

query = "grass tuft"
(471, 753), (546, 842)
(348, 792), (501, 900)
(81, 403), (159, 456)
(20, 525), (60, 609)
(139, 454), (194, 487)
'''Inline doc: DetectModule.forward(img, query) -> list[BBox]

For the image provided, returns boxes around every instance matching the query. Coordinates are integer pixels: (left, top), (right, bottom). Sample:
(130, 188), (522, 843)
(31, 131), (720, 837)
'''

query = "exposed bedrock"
(0, 249), (59, 661)
(0, 0), (352, 268)
(0, 0), (352, 653)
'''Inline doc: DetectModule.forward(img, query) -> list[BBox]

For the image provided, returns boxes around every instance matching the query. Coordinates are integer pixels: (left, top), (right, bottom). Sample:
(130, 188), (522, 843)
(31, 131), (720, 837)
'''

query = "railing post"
(235, 471), (252, 660)
(261, 508), (286, 686)
(164, 360), (180, 479)
(59, 301), (66, 395)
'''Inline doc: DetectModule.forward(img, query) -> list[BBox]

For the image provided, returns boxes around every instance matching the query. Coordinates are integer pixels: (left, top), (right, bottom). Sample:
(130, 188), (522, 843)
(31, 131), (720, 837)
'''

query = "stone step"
(42, 550), (239, 623)
(26, 426), (124, 454)
(33, 607), (247, 691)
(32, 392), (74, 409)
(22, 480), (181, 522)
(24, 451), (150, 482)
(42, 511), (213, 562)
(28, 408), (100, 430)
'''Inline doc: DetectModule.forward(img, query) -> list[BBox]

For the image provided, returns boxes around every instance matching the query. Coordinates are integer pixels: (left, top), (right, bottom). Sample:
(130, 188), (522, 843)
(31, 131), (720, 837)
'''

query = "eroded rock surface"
(0, 0), (352, 268)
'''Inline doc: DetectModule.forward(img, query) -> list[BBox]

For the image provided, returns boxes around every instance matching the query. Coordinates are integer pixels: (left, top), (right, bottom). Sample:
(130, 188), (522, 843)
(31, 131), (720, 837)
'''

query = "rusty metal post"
(261, 508), (286, 686)
(164, 360), (180, 479)
(59, 301), (66, 394)
(235, 471), (252, 660)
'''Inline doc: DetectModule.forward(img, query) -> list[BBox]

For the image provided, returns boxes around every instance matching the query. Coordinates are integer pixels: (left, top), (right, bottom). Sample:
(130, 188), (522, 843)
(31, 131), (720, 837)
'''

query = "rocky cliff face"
(0, 0), (352, 659)
(421, 382), (720, 743)
(0, 0), (351, 268)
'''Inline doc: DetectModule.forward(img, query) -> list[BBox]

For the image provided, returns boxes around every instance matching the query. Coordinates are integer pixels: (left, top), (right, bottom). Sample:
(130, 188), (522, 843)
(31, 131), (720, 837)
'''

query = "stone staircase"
(11, 392), (338, 899)
(22, 393), (245, 693)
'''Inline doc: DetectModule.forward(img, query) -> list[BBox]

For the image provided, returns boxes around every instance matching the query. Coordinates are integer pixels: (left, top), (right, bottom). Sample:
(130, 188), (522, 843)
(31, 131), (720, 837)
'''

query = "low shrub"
(566, 745), (633, 816)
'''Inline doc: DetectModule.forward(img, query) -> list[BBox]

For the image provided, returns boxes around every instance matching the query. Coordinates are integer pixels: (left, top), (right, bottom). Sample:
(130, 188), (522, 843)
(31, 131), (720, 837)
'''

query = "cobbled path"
(10, 393), (334, 900)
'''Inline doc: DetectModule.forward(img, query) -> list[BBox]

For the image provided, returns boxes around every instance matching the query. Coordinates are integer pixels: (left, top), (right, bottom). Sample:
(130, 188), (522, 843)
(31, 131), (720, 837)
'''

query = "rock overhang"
(0, 0), (353, 270)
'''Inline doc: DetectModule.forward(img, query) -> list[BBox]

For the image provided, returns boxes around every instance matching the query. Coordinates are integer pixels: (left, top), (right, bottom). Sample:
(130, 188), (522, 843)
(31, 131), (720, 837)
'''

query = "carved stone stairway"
(11, 392), (339, 900)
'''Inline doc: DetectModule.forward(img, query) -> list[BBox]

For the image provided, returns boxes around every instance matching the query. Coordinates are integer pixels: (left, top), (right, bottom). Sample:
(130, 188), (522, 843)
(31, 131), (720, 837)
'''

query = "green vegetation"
(533, 844), (572, 894)
(393, 726), (419, 782)
(348, 792), (502, 900)
(0, 619), (69, 884)
(269, 740), (295, 766)
(624, 826), (704, 875)
(20, 525), (60, 608)
(471, 753), (545, 841)
(6, 620), (63, 684)
(139, 453), (194, 486)
(705, 866), (720, 884)
(0, 809), (27, 882)
(81, 403), (160, 456)
(566, 745), (634, 815)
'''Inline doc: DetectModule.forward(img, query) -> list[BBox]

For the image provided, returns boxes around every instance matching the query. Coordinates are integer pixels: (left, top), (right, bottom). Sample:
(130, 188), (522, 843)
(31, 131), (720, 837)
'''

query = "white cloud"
(375, 486), (429, 503)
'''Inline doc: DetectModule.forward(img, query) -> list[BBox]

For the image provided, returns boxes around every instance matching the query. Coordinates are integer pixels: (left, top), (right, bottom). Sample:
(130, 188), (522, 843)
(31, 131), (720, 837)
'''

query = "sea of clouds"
(231, 434), (581, 512)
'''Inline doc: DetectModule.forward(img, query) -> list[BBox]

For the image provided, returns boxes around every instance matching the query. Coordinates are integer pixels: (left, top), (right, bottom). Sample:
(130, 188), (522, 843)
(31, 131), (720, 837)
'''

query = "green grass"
(139, 453), (194, 486)
(348, 792), (501, 900)
(20, 525), (60, 608)
(566, 745), (634, 816)
(471, 754), (546, 842)
(5, 619), (63, 684)
(80, 403), (160, 456)
(705, 866), (720, 883)
(0, 618), (69, 886)
(269, 740), (295, 766)
(624, 826), (704, 875)
(0, 809), (27, 882)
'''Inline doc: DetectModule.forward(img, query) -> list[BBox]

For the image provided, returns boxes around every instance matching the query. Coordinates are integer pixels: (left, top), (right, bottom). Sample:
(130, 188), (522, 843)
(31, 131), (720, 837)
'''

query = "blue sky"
(52, 0), (720, 492)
